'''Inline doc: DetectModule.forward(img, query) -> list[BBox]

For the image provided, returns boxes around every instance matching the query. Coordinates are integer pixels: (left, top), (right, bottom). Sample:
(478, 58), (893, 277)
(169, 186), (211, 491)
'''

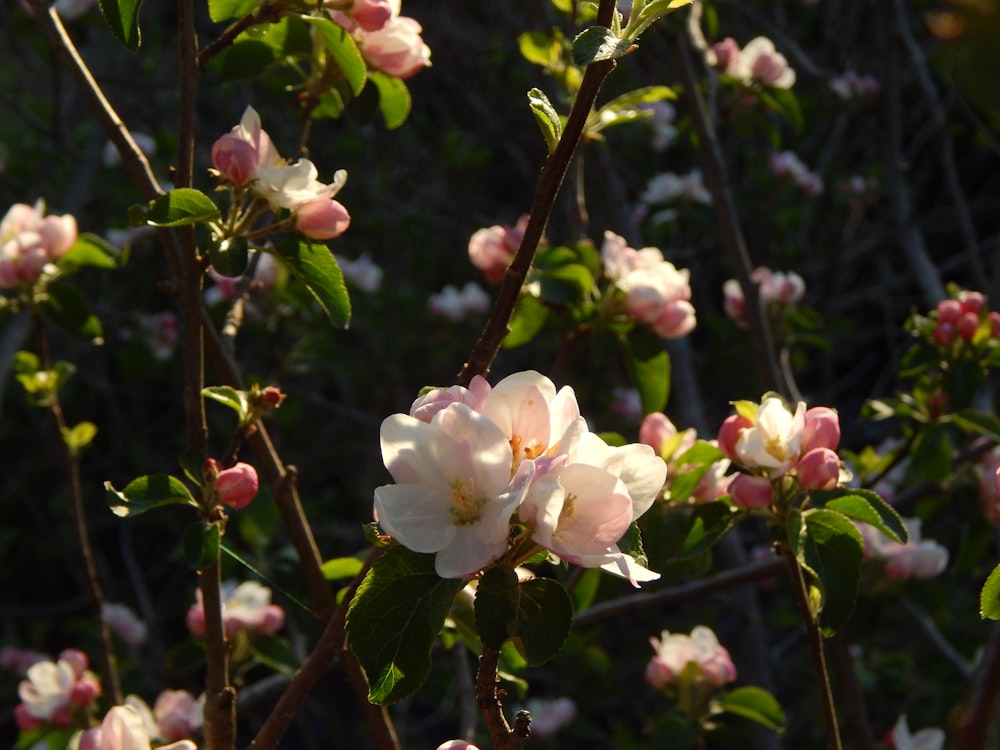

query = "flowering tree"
(2, 0), (1000, 749)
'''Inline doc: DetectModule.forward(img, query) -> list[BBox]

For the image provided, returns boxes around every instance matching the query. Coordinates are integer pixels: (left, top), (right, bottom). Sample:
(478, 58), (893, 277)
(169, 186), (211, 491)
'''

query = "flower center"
(448, 477), (486, 525)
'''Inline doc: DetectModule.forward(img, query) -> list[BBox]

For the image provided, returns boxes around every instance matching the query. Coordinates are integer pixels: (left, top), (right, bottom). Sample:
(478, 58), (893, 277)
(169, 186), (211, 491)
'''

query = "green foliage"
(716, 686), (785, 732)
(621, 326), (670, 414)
(369, 72), (412, 130)
(104, 474), (198, 517)
(528, 87), (563, 153)
(13, 352), (76, 408)
(663, 501), (740, 559)
(208, 236), (249, 278)
(58, 234), (119, 272)
(271, 237), (351, 329)
(145, 189), (222, 228)
(474, 565), (573, 665)
(208, 0), (259, 24)
(302, 16), (368, 97)
(61, 421), (97, 457)
(572, 26), (633, 67)
(814, 488), (907, 544)
(667, 441), (725, 502)
(981, 563), (1000, 619)
(40, 282), (103, 344)
(345, 546), (464, 704)
(203, 385), (251, 422)
(321, 555), (366, 581)
(97, 0), (143, 50)
(182, 521), (222, 570)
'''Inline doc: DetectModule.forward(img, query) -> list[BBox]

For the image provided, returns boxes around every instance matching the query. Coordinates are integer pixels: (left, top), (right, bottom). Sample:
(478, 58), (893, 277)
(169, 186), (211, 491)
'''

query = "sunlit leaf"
(528, 88), (563, 153)
(981, 563), (1000, 619)
(182, 521), (221, 571)
(105, 474), (198, 518)
(369, 71), (411, 129)
(572, 26), (632, 66)
(718, 686), (785, 732)
(271, 238), (351, 328)
(97, 0), (143, 50)
(146, 189), (221, 228)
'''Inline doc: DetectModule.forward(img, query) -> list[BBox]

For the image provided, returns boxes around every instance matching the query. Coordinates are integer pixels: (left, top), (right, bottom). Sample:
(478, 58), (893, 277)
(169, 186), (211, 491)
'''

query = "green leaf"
(950, 409), (1000, 443)
(823, 491), (907, 544)
(346, 546), (464, 704)
(518, 30), (566, 68)
(14, 353), (75, 407)
(757, 86), (803, 132)
(616, 521), (650, 570)
(474, 566), (573, 666)
(105, 474), (198, 518)
(40, 283), (103, 344)
(503, 293), (548, 349)
(799, 508), (864, 635)
(621, 327), (670, 414)
(303, 17), (368, 96)
(208, 236), (248, 278)
(182, 522), (221, 570)
(146, 189), (221, 228)
(250, 633), (300, 676)
(572, 26), (632, 66)
(369, 71), (411, 130)
(202, 386), (250, 420)
(271, 238), (351, 328)
(669, 501), (739, 559)
(981, 563), (1000, 619)
(535, 263), (594, 303)
(58, 234), (119, 271)
(908, 422), (953, 482)
(667, 440), (724, 503)
(208, 0), (258, 23)
(528, 88), (563, 154)
(97, 0), (143, 50)
(219, 40), (278, 80)
(718, 686), (785, 732)
(321, 556), (365, 581)
(61, 421), (97, 457)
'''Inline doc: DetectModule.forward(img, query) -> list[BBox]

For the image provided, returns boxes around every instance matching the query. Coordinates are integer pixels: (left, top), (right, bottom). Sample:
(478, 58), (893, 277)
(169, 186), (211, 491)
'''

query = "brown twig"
(476, 646), (531, 750)
(955, 621), (1000, 750)
(197, 1), (286, 69)
(456, 0), (619, 386)
(33, 319), (122, 705)
(667, 30), (786, 397)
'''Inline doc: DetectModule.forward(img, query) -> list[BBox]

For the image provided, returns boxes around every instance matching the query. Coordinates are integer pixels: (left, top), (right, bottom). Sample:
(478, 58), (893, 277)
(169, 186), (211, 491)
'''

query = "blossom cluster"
(640, 169), (712, 208)
(330, 0), (431, 79)
(770, 151), (824, 196)
(708, 36), (796, 89)
(645, 625), (737, 689)
(722, 266), (805, 325)
(857, 519), (948, 581)
(467, 214), (529, 283)
(428, 281), (491, 321)
(0, 201), (77, 289)
(829, 70), (880, 102)
(601, 231), (696, 339)
(78, 703), (197, 750)
(15, 649), (100, 730)
(718, 395), (843, 509)
(929, 290), (1000, 346)
(639, 412), (732, 503)
(186, 580), (285, 639)
(211, 107), (350, 241)
(374, 371), (667, 581)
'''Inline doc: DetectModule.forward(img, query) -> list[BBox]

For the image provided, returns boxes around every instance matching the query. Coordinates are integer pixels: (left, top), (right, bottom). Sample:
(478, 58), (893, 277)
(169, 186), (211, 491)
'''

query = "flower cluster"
(331, 0), (431, 79)
(467, 215), (529, 283)
(770, 151), (824, 196)
(928, 290), (1000, 346)
(722, 266), (805, 325)
(374, 371), (667, 581)
(0, 200), (77, 289)
(15, 649), (100, 730)
(857, 519), (948, 581)
(336, 253), (384, 293)
(640, 169), (712, 207)
(639, 412), (732, 503)
(709, 36), (796, 89)
(718, 396), (842, 509)
(102, 602), (149, 648)
(601, 231), (696, 339)
(645, 625), (737, 689)
(78, 704), (196, 750)
(829, 70), (880, 102)
(211, 107), (350, 241)
(428, 281), (491, 321)
(186, 580), (285, 639)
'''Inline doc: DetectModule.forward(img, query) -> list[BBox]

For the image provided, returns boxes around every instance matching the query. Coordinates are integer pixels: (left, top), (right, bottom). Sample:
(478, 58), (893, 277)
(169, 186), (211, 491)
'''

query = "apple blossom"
(102, 603), (149, 648)
(645, 625), (736, 689)
(770, 151), (824, 195)
(186, 581), (286, 638)
(467, 215), (527, 283)
(0, 200), (78, 288)
(690, 452), (733, 503)
(153, 690), (202, 743)
(829, 70), (880, 101)
(889, 714), (945, 750)
(17, 650), (101, 727)
(209, 461), (259, 510)
(734, 37), (796, 88)
(717, 413), (752, 461)
(732, 395), (806, 475)
(796, 447), (840, 490)
(707, 37), (741, 76)
(78, 705), (197, 750)
(428, 281), (491, 321)
(957, 311), (980, 340)
(254, 160), (346, 212)
(519, 696), (576, 738)
(375, 402), (533, 578)
(640, 169), (712, 206)
(859, 519), (948, 580)
(436, 742), (480, 750)
(959, 290), (985, 316)
(211, 106), (280, 186)
(639, 100), (677, 152)
(336, 253), (384, 293)
(800, 406), (840, 454)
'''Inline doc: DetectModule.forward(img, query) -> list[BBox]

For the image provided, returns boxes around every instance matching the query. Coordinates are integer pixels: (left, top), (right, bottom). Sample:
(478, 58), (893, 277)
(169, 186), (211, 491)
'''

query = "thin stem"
(955, 622), (1000, 750)
(197, 1), (286, 69)
(475, 646), (530, 750)
(34, 318), (122, 705)
(456, 0), (619, 386)
(667, 30), (786, 397)
(780, 546), (843, 750)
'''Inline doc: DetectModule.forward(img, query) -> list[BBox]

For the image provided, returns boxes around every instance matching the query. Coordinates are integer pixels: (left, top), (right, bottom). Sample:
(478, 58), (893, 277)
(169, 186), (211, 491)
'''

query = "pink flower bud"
(800, 406), (840, 453)
(959, 291), (985, 316)
(185, 603), (206, 637)
(644, 656), (677, 689)
(295, 197), (351, 240)
(718, 414), (752, 461)
(215, 462), (259, 509)
(468, 225), (515, 283)
(155, 690), (199, 742)
(958, 312), (980, 340)
(936, 299), (962, 324)
(931, 323), (956, 346)
(728, 473), (773, 509)
(360, 16), (432, 79)
(652, 300), (697, 339)
(38, 214), (78, 258)
(212, 134), (259, 186)
(69, 676), (101, 707)
(77, 728), (102, 750)
(709, 37), (741, 75)
(349, 0), (393, 31)
(58, 649), (88, 679)
(639, 412), (677, 455)
(436, 742), (481, 750)
(990, 311), (1000, 336)
(797, 448), (840, 490)
(257, 605), (286, 635)
(15, 703), (45, 731)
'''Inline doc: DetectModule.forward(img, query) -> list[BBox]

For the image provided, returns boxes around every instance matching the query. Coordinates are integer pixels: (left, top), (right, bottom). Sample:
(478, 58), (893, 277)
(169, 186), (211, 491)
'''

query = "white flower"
(641, 169), (712, 206)
(735, 396), (806, 475)
(253, 161), (345, 211)
(891, 715), (945, 750)
(337, 253), (384, 293)
(18, 660), (75, 721)
(428, 282), (491, 321)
